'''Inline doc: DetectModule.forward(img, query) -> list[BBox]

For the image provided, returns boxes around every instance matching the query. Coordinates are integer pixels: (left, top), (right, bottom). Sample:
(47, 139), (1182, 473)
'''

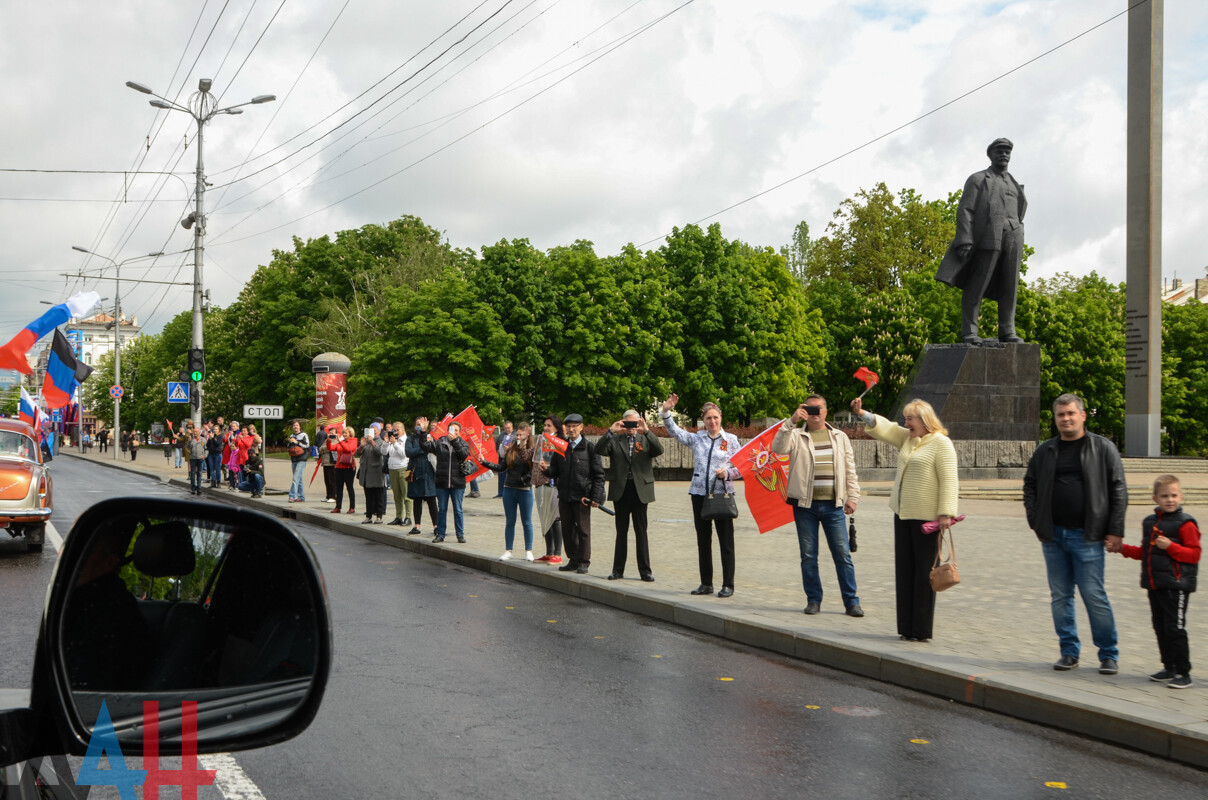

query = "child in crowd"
(1119, 474), (1200, 689)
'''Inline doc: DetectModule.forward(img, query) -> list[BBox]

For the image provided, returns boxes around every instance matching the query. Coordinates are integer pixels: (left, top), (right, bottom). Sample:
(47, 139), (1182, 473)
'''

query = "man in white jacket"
(771, 395), (863, 617)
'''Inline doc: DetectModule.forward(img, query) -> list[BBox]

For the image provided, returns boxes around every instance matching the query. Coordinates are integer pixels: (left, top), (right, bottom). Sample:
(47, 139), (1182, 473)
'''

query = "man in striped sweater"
(772, 394), (863, 617)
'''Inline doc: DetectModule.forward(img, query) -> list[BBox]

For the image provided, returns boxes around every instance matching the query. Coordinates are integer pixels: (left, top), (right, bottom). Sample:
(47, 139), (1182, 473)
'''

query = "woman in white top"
(851, 397), (958, 642)
(659, 394), (742, 598)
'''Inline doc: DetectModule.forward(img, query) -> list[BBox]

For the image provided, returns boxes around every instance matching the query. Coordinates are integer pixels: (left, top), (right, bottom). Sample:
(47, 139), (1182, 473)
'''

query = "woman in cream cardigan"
(851, 397), (958, 642)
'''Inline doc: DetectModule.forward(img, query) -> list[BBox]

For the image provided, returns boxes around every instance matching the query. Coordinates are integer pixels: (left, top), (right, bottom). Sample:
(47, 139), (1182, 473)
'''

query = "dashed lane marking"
(198, 753), (267, 800)
(47, 521), (64, 554)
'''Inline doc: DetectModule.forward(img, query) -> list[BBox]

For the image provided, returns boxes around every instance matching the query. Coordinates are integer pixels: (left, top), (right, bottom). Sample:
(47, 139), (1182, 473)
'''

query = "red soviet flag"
(430, 413), (454, 440)
(731, 421), (794, 534)
(541, 433), (568, 456)
(853, 366), (879, 389)
(452, 406), (498, 482)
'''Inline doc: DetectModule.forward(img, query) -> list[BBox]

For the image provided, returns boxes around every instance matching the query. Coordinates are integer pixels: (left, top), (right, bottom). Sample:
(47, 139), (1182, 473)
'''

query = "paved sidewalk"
(66, 448), (1208, 768)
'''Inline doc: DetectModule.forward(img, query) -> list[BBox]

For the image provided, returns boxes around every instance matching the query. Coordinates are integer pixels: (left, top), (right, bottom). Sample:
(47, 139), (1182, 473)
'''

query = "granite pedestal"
(891, 342), (1041, 442)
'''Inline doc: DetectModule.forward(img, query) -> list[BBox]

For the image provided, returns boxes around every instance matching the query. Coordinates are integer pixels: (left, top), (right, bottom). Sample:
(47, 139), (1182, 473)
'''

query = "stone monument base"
(891, 342), (1041, 442)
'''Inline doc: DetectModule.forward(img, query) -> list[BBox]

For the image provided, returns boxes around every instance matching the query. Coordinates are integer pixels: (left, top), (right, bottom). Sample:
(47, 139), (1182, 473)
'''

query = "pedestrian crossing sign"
(167, 381), (190, 403)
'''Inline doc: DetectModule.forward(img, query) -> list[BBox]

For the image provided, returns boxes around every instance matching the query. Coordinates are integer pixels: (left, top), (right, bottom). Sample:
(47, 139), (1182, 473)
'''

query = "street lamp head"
(150, 99), (173, 110)
(198, 78), (212, 92)
(72, 245), (91, 254)
(126, 81), (153, 95)
(251, 95), (276, 104)
(225, 109), (244, 115)
(148, 251), (165, 257)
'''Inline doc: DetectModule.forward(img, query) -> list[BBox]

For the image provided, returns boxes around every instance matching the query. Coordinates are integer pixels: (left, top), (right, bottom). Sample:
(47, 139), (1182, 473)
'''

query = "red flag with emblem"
(430, 413), (454, 441)
(731, 420), (794, 534)
(853, 366), (879, 389)
(452, 406), (498, 482)
(541, 433), (568, 456)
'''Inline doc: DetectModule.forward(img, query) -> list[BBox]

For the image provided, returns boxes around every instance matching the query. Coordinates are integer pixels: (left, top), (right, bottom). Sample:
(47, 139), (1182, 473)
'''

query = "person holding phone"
(422, 420), (471, 543)
(357, 424), (387, 524)
(772, 395), (863, 617)
(599, 410), (664, 582)
(329, 427), (358, 515)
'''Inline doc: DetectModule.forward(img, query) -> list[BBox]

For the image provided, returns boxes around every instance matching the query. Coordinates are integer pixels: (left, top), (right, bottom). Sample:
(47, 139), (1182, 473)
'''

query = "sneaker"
(387, 518), (404, 526)
(323, 498), (335, 503)
(535, 554), (551, 562)
(432, 535), (445, 543)
(469, 492), (481, 498)
(1098, 659), (1118, 675)
(1150, 669), (1176, 682)
(374, 516), (383, 524)
(407, 527), (422, 536)
(402, 517), (412, 526)
(547, 555), (562, 565)
(525, 551), (535, 562)
(500, 551), (513, 561)
(456, 536), (466, 543)
(1168, 674), (1194, 689)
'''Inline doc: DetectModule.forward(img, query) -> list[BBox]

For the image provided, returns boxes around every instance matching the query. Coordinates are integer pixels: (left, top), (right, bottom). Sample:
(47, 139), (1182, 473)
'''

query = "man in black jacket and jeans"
(541, 413), (605, 575)
(1023, 392), (1127, 675)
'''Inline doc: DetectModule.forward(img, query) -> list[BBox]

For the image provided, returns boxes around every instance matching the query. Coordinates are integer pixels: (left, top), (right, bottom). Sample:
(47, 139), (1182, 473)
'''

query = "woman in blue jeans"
(481, 422), (535, 561)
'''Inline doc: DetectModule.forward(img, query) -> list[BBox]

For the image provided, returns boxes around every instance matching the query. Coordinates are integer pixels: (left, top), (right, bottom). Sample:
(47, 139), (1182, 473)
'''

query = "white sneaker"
(499, 551), (513, 561)
(525, 551), (535, 561)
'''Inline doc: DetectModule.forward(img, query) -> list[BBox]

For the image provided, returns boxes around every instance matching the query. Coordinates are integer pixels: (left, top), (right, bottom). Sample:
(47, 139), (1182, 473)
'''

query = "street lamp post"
(126, 78), (275, 426)
(70, 248), (163, 459)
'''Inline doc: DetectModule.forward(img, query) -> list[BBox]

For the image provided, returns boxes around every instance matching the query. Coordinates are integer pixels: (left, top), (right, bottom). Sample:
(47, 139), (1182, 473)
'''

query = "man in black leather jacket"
(542, 413), (604, 575)
(1023, 393), (1127, 675)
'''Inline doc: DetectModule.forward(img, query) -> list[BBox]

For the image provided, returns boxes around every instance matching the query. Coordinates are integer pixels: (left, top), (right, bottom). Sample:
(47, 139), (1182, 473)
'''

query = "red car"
(0, 418), (53, 553)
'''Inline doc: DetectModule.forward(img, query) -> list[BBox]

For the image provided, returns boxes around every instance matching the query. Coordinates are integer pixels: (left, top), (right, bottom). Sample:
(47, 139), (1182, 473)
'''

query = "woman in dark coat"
(357, 425), (387, 524)
(405, 417), (438, 537)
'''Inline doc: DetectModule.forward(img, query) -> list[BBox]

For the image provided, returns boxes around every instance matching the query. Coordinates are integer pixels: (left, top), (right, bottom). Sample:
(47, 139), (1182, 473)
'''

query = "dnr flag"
(43, 329), (93, 409)
(0, 291), (100, 375)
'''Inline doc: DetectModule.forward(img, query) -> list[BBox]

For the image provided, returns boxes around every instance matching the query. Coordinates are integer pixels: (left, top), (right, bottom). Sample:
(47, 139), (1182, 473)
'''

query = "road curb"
(69, 452), (1208, 770)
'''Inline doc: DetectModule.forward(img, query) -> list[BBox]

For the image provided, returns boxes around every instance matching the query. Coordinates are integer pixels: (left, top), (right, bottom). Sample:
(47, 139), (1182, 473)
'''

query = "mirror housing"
(0, 498), (331, 767)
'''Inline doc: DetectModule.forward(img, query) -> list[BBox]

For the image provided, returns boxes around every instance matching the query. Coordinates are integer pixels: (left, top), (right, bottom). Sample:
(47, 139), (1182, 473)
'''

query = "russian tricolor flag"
(44, 329), (94, 410)
(0, 292), (100, 375)
(18, 387), (43, 434)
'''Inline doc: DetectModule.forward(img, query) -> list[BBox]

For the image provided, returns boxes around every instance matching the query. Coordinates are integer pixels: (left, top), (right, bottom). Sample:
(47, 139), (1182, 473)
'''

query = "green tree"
(1161, 300), (1208, 455)
(0, 384), (20, 417)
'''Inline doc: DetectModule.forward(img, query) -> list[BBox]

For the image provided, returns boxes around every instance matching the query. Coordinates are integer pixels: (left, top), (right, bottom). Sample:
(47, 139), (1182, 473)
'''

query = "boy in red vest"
(1118, 475), (1201, 689)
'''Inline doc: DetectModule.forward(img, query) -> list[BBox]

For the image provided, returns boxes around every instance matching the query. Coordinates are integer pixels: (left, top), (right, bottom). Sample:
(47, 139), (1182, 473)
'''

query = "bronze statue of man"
(935, 138), (1026, 345)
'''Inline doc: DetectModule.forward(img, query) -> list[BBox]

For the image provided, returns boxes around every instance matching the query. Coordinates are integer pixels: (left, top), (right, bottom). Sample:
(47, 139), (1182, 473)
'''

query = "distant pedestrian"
(188, 429), (207, 495)
(238, 446), (265, 497)
(421, 419), (471, 543)
(852, 397), (956, 641)
(492, 420), (515, 498)
(1023, 392), (1126, 675)
(481, 422), (535, 561)
(1118, 475), (1200, 689)
(773, 395), (863, 618)
(173, 426), (184, 468)
(205, 426), (223, 487)
(120, 430), (129, 456)
(328, 427), (358, 514)
(97, 427), (108, 453)
(540, 413), (604, 575)
(381, 421), (412, 526)
(659, 395), (741, 598)
(599, 410), (663, 582)
(405, 417), (438, 536)
(357, 425), (387, 524)
(129, 432), (139, 461)
(532, 416), (564, 564)
(316, 425), (337, 503)
(287, 420), (310, 503)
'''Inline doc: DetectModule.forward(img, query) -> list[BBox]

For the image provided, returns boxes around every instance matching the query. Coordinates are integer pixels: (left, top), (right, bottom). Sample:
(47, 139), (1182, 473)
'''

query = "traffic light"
(188, 348), (206, 382)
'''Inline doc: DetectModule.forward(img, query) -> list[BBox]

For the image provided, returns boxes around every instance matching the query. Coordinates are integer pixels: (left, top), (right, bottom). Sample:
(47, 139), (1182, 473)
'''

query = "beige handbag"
(929, 528), (960, 592)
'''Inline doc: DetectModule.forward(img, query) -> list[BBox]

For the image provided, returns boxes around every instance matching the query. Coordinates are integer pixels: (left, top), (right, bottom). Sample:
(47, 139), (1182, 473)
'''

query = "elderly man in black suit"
(935, 137), (1027, 346)
(599, 409), (665, 582)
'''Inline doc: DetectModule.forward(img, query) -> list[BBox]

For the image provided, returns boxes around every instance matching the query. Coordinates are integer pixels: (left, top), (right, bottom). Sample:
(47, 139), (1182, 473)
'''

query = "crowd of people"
(90, 388), (1199, 689)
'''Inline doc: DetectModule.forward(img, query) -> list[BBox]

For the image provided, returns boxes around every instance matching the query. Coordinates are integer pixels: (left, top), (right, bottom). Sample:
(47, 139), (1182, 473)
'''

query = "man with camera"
(771, 394), (863, 617)
(599, 409), (664, 582)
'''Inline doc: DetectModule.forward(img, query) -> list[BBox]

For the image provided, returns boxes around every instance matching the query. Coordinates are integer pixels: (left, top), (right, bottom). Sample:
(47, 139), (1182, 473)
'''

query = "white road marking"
(46, 521), (63, 554)
(199, 753), (268, 800)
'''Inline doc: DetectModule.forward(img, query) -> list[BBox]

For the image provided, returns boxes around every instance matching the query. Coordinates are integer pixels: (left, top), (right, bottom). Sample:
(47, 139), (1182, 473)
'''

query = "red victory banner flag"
(853, 366), (880, 400)
(541, 432), (568, 456)
(452, 406), (498, 482)
(429, 413), (454, 440)
(731, 420), (794, 534)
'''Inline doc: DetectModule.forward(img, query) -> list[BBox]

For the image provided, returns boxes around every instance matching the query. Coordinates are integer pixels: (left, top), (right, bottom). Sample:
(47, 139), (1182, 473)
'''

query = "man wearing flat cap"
(935, 137), (1027, 345)
(539, 413), (605, 574)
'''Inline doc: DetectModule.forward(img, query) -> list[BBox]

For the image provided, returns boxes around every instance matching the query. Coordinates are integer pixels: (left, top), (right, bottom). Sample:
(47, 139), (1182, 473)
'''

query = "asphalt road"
(3, 457), (1205, 799)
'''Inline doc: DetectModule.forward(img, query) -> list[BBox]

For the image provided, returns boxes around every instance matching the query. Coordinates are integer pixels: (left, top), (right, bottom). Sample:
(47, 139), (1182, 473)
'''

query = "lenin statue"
(935, 138), (1026, 345)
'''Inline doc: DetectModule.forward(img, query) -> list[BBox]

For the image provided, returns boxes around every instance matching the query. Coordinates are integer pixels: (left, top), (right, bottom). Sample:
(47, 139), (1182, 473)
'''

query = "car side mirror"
(0, 498), (331, 767)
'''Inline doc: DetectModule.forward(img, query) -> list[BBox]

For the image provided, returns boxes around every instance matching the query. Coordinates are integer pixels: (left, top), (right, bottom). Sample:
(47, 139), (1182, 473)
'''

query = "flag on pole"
(43, 329), (94, 409)
(853, 366), (880, 400)
(0, 291), (101, 375)
(731, 420), (795, 534)
(430, 413), (454, 440)
(452, 406), (498, 482)
(541, 433), (568, 456)
(18, 387), (42, 435)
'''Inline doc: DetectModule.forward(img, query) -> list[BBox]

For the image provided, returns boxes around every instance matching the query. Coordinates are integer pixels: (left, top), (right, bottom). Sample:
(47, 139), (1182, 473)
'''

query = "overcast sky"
(3, 0), (1206, 339)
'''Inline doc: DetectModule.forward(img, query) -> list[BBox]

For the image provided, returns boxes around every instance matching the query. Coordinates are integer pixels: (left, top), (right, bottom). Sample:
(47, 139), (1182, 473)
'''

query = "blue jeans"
(189, 458), (205, 491)
(238, 473), (265, 494)
(502, 487), (534, 551)
(174, 448), (183, 468)
(1041, 525), (1119, 660)
(207, 452), (221, 485)
(290, 460), (307, 500)
(434, 487), (465, 539)
(793, 500), (859, 607)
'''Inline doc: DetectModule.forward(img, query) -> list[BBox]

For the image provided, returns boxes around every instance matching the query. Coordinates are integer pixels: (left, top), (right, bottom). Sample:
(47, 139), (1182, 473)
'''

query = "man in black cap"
(539, 413), (605, 575)
(935, 137), (1027, 345)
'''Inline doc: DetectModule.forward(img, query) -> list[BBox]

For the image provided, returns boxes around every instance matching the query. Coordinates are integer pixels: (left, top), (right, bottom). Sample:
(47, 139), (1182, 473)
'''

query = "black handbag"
(461, 458), (477, 475)
(700, 476), (738, 521)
